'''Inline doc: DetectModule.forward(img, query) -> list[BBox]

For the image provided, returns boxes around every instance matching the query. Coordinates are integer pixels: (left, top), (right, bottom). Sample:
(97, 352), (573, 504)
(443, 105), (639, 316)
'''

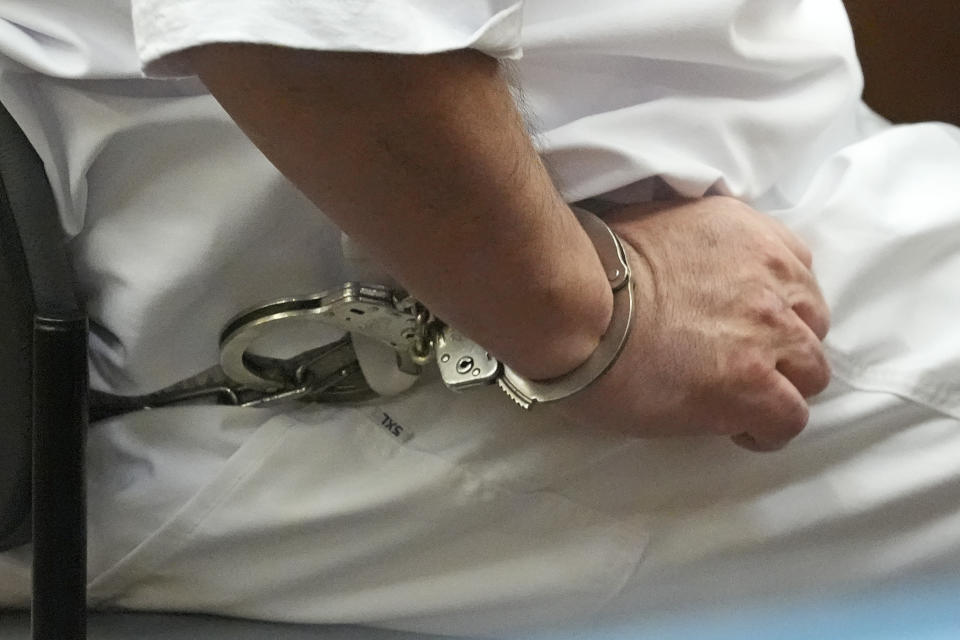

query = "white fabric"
(132, 0), (524, 77)
(2, 0), (960, 637)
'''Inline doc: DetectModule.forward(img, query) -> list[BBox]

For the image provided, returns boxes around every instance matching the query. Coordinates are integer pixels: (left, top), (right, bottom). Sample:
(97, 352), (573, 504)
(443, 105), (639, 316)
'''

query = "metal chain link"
(409, 303), (439, 366)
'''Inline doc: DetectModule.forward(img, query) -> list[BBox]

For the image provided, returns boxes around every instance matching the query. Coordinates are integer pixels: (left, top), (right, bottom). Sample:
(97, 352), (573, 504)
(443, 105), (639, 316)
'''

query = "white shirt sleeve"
(132, 0), (524, 77)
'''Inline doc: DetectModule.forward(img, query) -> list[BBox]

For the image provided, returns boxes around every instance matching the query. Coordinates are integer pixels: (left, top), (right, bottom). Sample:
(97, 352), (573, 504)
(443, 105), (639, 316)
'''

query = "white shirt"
(3, 1), (960, 636)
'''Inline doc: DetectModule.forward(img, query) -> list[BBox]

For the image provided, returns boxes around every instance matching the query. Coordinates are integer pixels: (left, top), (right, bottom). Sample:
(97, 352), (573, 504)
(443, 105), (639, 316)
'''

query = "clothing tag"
(368, 408), (414, 443)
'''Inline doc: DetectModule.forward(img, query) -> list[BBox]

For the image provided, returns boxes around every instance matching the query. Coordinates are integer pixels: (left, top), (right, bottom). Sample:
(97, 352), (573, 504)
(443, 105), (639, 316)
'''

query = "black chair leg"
(32, 314), (88, 640)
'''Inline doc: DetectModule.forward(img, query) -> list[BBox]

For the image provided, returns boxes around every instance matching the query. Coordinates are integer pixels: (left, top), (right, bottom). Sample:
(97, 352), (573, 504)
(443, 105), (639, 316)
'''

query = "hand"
(559, 196), (831, 452)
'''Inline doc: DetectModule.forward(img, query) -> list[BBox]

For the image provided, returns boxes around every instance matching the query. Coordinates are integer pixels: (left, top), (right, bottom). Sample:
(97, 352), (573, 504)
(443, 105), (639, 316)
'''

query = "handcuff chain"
(410, 303), (439, 365)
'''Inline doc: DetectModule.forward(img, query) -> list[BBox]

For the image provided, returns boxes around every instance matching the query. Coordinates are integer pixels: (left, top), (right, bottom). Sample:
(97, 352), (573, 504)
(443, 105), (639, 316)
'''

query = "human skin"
(575, 197), (830, 452)
(186, 45), (830, 450)
(189, 47), (613, 383)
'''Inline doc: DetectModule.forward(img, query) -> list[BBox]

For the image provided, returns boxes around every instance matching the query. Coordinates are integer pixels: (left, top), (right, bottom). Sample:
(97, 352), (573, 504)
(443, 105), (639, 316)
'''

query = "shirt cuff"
(132, 0), (524, 77)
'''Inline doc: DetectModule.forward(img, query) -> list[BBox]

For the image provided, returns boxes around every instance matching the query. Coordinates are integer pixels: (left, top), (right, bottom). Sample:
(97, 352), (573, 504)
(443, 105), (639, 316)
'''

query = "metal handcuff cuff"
(220, 206), (633, 408)
(89, 208), (632, 420)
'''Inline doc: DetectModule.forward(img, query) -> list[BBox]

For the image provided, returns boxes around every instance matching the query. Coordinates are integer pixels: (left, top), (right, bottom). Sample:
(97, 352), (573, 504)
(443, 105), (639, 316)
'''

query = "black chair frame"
(1, 100), (88, 639)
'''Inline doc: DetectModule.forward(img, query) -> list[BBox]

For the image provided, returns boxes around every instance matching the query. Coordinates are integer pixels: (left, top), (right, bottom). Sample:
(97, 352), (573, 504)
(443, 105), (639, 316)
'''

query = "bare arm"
(188, 44), (831, 451)
(187, 45), (613, 381)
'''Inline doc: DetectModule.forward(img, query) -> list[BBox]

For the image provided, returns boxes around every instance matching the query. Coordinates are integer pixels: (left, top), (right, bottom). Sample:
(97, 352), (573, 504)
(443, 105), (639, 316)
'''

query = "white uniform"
(2, 1), (960, 636)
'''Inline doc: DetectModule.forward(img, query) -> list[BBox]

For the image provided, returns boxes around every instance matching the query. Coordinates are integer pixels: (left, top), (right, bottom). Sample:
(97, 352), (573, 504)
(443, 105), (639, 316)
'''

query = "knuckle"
(758, 243), (793, 280)
(748, 289), (789, 329)
(780, 331), (831, 398)
(795, 241), (814, 268)
(728, 348), (774, 389)
(793, 299), (831, 340)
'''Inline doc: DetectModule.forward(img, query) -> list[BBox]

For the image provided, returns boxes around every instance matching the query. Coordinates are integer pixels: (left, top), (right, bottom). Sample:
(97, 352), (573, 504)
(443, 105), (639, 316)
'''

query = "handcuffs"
(89, 207), (633, 420)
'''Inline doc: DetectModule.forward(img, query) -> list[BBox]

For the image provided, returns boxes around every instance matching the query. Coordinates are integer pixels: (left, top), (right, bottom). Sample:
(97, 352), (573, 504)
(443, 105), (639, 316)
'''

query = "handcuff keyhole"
(456, 356), (474, 374)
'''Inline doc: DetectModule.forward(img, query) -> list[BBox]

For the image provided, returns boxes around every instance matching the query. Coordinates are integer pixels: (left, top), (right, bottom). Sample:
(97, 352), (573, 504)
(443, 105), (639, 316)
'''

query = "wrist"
(494, 206), (616, 381)
(431, 206), (632, 409)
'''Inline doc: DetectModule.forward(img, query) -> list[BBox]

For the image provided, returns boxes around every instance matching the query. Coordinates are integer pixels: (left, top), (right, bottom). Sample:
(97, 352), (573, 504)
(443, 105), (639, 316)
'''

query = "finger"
(790, 294), (830, 341)
(754, 251), (830, 341)
(777, 253), (830, 340)
(731, 432), (781, 452)
(733, 371), (810, 452)
(775, 317), (831, 397)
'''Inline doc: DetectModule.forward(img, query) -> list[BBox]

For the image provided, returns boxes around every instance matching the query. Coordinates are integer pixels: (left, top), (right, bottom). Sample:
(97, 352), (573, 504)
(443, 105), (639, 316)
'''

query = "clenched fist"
(562, 196), (831, 452)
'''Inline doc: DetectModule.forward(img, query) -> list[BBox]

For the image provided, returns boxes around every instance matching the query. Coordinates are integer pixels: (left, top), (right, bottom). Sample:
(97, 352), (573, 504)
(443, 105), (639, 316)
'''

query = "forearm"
(187, 45), (613, 380)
